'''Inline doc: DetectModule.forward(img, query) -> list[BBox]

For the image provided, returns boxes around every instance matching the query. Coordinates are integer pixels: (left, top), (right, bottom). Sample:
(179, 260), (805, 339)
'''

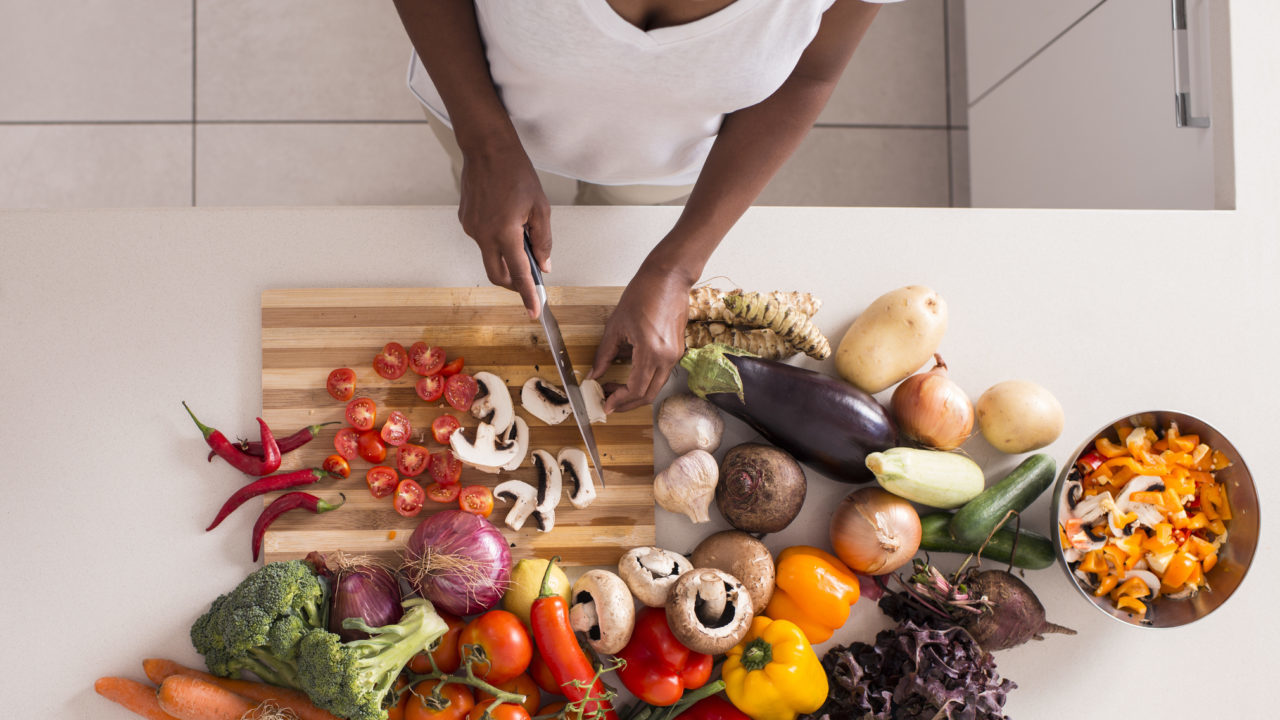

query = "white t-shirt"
(410, 0), (900, 186)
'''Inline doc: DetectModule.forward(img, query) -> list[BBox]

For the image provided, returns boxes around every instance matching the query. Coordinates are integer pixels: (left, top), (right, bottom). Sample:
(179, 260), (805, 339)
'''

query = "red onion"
(402, 510), (511, 616)
(308, 551), (403, 642)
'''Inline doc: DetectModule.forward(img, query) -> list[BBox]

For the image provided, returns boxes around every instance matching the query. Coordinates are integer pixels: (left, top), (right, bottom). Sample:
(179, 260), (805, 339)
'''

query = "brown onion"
(890, 354), (974, 450)
(829, 487), (921, 575)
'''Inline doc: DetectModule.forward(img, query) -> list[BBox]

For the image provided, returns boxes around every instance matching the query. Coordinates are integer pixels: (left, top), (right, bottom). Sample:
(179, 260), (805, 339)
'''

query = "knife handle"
(522, 228), (548, 305)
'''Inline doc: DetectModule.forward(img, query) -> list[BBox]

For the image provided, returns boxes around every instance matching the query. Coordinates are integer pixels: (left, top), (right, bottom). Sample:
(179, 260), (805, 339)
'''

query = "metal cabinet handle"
(1172, 0), (1210, 128)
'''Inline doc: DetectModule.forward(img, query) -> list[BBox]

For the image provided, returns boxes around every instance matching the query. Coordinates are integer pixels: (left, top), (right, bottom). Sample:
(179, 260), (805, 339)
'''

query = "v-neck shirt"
(409, 0), (897, 186)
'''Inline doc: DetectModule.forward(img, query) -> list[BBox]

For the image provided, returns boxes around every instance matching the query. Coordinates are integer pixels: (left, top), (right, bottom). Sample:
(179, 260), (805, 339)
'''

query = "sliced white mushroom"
(470, 372), (514, 434)
(581, 378), (607, 423)
(494, 480), (537, 531)
(499, 417), (530, 472)
(450, 422), (521, 473)
(558, 447), (596, 509)
(522, 378), (573, 425)
(1115, 476), (1167, 529)
(1071, 490), (1114, 524)
(531, 449), (562, 532)
(1124, 569), (1162, 598)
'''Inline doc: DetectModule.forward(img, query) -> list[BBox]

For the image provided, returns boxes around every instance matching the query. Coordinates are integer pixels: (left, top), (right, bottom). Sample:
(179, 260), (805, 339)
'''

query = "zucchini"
(918, 512), (1056, 569)
(949, 453), (1056, 545)
(865, 448), (984, 509)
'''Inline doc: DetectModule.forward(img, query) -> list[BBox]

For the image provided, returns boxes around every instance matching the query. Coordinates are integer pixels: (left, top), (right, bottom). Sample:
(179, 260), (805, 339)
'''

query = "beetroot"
(962, 570), (1076, 651)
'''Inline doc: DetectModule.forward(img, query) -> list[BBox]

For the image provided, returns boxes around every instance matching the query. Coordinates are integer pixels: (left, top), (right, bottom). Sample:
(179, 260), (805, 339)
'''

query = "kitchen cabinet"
(965, 0), (1233, 209)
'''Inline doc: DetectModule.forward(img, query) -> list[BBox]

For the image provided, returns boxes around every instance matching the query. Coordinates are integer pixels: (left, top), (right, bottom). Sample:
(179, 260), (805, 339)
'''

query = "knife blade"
(522, 230), (606, 487)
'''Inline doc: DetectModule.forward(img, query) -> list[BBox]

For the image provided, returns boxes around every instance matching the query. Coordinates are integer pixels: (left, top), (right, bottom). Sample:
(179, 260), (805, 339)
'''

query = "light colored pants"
(423, 111), (693, 206)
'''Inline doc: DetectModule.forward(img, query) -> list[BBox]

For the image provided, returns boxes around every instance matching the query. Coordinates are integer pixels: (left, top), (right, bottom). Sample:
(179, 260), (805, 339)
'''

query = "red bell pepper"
(616, 607), (713, 707)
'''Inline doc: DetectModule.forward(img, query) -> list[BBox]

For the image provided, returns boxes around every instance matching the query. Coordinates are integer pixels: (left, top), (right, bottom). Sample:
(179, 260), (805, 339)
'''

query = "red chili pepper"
(616, 607), (712, 706)
(206, 468), (328, 531)
(184, 402), (281, 476)
(206, 421), (340, 461)
(676, 695), (751, 720)
(252, 492), (345, 562)
(529, 557), (618, 720)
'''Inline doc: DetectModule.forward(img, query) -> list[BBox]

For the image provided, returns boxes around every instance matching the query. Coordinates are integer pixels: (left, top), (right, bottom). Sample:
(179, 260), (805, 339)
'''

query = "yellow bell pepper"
(723, 616), (827, 720)
(764, 546), (860, 644)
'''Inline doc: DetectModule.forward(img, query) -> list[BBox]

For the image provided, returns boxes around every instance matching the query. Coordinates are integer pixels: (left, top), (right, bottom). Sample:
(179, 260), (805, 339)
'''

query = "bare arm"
(593, 1), (884, 412)
(392, 0), (551, 316)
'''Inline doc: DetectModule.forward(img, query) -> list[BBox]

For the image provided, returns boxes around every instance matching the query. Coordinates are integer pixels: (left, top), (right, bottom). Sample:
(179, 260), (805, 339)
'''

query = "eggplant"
(680, 344), (896, 484)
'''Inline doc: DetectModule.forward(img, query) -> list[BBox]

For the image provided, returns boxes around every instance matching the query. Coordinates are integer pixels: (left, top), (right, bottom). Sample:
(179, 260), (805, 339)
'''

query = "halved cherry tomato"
(322, 454), (351, 479)
(381, 410), (412, 447)
(432, 414), (462, 445)
(410, 342), (446, 377)
(417, 375), (445, 403)
(440, 357), (465, 376)
(476, 674), (540, 717)
(409, 611), (465, 674)
(374, 342), (409, 380)
(326, 367), (356, 401)
(459, 486), (494, 518)
(397, 443), (430, 477)
(429, 450), (463, 486)
(405, 679), (474, 720)
(395, 479), (425, 517)
(458, 610), (532, 685)
(346, 397), (377, 431)
(426, 482), (462, 503)
(334, 427), (360, 460)
(444, 373), (478, 412)
(467, 705), (529, 720)
(367, 466), (398, 499)
(357, 429), (387, 463)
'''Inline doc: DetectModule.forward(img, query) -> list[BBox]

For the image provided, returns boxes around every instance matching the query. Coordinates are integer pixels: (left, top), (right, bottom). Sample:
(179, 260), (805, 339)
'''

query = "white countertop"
(4, 5), (1279, 718)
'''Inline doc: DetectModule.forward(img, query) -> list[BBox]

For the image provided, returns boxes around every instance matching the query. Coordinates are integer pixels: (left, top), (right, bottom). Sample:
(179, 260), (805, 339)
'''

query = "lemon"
(503, 557), (570, 627)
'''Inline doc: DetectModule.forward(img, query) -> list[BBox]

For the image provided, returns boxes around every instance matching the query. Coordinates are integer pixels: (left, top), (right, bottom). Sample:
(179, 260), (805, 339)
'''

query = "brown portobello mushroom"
(716, 443), (806, 533)
(665, 568), (754, 655)
(690, 530), (776, 614)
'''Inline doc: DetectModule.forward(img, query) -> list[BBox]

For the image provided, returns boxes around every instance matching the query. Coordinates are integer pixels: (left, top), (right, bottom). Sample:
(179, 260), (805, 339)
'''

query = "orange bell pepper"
(764, 546), (860, 644)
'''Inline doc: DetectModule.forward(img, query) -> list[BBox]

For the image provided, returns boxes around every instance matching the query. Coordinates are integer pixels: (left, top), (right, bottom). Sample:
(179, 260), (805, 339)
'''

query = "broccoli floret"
(190, 559), (330, 689)
(297, 598), (449, 720)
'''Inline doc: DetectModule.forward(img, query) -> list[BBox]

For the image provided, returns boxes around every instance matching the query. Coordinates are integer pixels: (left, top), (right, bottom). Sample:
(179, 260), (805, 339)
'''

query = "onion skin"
(890, 354), (973, 451)
(829, 487), (921, 575)
(404, 509), (512, 617)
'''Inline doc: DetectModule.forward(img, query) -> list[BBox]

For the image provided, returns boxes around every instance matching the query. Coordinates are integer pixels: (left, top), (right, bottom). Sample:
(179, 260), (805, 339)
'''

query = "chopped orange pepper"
(1211, 450), (1231, 471)
(1130, 491), (1167, 508)
(1079, 549), (1108, 575)
(1162, 552), (1198, 589)
(1095, 437), (1128, 458)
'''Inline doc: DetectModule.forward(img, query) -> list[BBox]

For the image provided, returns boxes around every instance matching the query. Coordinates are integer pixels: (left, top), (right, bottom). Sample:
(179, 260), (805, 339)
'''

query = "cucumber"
(949, 453), (1056, 545)
(919, 512), (1056, 569)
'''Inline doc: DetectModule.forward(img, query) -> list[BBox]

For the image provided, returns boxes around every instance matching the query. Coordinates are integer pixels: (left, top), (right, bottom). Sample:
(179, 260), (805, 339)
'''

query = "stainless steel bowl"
(1051, 410), (1259, 627)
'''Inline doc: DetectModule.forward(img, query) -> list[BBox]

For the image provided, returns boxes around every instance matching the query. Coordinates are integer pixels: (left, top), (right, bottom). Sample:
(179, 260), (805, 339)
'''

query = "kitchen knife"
(522, 230), (606, 487)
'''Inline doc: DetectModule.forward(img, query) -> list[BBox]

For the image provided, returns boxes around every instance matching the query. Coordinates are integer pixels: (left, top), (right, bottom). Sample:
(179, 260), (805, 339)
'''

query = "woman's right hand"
(457, 136), (552, 318)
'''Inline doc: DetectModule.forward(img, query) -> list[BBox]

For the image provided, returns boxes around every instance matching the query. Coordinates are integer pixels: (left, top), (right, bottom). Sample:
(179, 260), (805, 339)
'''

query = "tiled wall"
(0, 0), (968, 209)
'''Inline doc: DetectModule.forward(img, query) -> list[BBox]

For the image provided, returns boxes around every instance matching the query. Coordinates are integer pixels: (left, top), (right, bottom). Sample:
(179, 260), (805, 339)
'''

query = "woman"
(394, 0), (895, 413)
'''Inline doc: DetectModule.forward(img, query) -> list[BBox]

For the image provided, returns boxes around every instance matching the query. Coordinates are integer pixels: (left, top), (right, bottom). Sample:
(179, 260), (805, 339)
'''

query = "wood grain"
(259, 287), (655, 566)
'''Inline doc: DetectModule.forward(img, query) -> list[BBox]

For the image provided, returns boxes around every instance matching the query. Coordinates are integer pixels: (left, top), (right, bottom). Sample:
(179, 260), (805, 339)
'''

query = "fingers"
(588, 330), (623, 382)
(479, 244), (513, 289)
(498, 238), (541, 319)
(527, 204), (553, 273)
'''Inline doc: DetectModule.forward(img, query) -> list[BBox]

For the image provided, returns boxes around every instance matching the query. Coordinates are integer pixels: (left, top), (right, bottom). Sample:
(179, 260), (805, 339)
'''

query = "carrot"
(156, 675), (256, 720)
(94, 677), (181, 720)
(144, 658), (342, 720)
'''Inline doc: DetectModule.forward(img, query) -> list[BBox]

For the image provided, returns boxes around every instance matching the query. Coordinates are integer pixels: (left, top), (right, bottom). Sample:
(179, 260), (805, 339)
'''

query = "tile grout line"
(943, 0), (954, 208)
(191, 0), (197, 207)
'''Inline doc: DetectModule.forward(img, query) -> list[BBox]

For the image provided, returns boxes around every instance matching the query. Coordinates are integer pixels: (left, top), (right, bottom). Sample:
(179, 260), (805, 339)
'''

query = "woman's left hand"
(588, 265), (692, 414)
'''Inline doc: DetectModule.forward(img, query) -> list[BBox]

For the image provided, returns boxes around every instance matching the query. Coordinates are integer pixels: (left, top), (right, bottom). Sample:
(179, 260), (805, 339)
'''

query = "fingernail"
(543, 258), (553, 272)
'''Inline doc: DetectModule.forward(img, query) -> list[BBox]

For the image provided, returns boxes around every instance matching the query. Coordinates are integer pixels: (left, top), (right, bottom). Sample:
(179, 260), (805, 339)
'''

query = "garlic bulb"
(654, 450), (719, 523)
(657, 393), (725, 455)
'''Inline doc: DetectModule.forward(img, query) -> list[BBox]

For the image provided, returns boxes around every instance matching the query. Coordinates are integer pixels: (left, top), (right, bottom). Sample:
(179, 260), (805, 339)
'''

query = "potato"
(835, 286), (948, 393)
(976, 380), (1064, 453)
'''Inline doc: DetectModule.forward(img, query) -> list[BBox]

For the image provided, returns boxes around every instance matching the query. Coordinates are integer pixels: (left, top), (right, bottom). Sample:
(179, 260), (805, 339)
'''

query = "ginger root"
(723, 291), (831, 360)
(688, 288), (821, 324)
(684, 322), (796, 360)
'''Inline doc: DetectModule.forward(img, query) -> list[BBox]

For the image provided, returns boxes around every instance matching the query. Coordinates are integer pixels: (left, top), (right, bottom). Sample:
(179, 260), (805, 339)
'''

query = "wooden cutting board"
(259, 287), (655, 566)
